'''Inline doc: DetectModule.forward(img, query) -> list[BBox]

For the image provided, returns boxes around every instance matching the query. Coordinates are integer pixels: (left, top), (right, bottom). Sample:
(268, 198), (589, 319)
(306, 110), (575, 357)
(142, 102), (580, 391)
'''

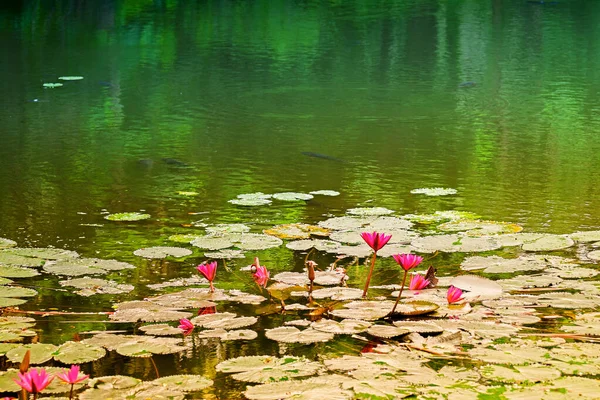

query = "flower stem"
(362, 253), (377, 298)
(150, 356), (160, 379)
(69, 384), (74, 400)
(390, 270), (409, 314)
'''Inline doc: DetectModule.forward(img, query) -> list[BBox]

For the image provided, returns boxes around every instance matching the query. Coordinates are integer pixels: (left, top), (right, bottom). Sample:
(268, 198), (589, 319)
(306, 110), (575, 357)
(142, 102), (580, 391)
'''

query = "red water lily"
(360, 231), (392, 253)
(197, 261), (218, 292)
(392, 254), (423, 271)
(360, 231), (392, 298)
(253, 265), (270, 288)
(56, 365), (88, 400)
(14, 368), (54, 395)
(409, 273), (430, 291)
(178, 318), (194, 336)
(390, 253), (424, 314)
(447, 285), (464, 304)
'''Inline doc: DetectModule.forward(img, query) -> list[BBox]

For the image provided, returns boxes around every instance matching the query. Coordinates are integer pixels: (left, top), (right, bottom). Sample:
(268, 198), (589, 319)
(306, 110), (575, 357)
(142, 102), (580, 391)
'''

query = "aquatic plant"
(390, 253), (423, 314)
(177, 319), (194, 336)
(447, 285), (464, 304)
(13, 368), (53, 399)
(360, 231), (392, 298)
(56, 365), (88, 399)
(409, 273), (430, 291)
(196, 261), (217, 292)
(251, 258), (269, 288)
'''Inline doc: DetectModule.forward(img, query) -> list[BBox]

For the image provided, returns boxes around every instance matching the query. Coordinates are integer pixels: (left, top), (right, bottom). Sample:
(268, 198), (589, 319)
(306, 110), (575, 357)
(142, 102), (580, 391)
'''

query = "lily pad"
(318, 216), (370, 231)
(0, 286), (37, 297)
(59, 278), (135, 296)
(151, 374), (213, 392)
(461, 255), (549, 274)
(54, 341), (106, 364)
(43, 82), (63, 88)
(133, 246), (192, 259)
(266, 326), (334, 343)
(411, 234), (501, 253)
(392, 301), (440, 316)
(570, 231), (600, 242)
(286, 239), (341, 252)
(116, 338), (185, 357)
(438, 220), (523, 236)
(191, 313), (257, 329)
(229, 198), (272, 206)
(87, 375), (142, 390)
(104, 212), (151, 221)
(309, 190), (340, 196)
(587, 250), (600, 261)
(347, 207), (395, 216)
(58, 76), (84, 80)
(0, 238), (17, 249)
(264, 223), (330, 240)
(243, 376), (354, 400)
(330, 301), (395, 321)
(147, 276), (208, 290)
(168, 234), (203, 243)
(204, 249), (245, 259)
(0, 298), (28, 307)
(367, 324), (410, 338)
(311, 319), (372, 334)
(206, 224), (251, 235)
(521, 235), (575, 251)
(392, 321), (444, 334)
(272, 192), (314, 201)
(43, 261), (107, 276)
(140, 324), (183, 336)
(235, 233), (283, 250)
(110, 307), (193, 323)
(216, 355), (323, 383)
(190, 235), (234, 250)
(410, 187), (457, 196)
(449, 275), (503, 301)
(480, 364), (561, 383)
(6, 343), (58, 364)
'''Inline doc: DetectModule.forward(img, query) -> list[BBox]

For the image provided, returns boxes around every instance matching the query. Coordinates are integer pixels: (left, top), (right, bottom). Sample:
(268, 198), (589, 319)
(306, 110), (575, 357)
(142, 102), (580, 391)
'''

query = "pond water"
(2, 0), (600, 399)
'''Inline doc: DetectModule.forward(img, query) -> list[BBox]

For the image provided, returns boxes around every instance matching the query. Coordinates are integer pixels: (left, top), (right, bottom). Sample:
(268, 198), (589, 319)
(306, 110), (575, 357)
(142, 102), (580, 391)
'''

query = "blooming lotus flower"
(13, 368), (54, 394)
(392, 254), (423, 271)
(252, 257), (270, 288)
(447, 285), (464, 304)
(178, 318), (194, 336)
(197, 261), (217, 292)
(360, 232), (392, 253)
(409, 273), (430, 291)
(56, 365), (89, 385)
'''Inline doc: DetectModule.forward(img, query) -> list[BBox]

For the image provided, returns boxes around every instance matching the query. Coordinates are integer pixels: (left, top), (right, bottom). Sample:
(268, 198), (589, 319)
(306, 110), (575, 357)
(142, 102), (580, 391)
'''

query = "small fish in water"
(301, 152), (346, 163)
(458, 81), (477, 88)
(161, 158), (190, 167)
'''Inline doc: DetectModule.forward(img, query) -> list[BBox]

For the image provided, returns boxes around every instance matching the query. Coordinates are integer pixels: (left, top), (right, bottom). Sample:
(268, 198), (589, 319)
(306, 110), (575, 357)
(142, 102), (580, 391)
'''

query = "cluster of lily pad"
(3, 205), (600, 398)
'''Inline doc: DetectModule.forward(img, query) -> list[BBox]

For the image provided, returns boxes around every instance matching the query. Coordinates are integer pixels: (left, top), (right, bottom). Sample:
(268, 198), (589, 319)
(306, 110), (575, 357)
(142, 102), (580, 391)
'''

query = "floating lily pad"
(480, 364), (561, 384)
(236, 192), (273, 200)
(190, 235), (234, 250)
(123, 382), (185, 399)
(392, 300), (440, 316)
(272, 192), (314, 201)
(309, 190), (340, 196)
(0, 297), (28, 307)
(436, 320), (520, 340)
(449, 275), (503, 301)
(43, 82), (63, 88)
(347, 207), (394, 216)
(191, 312), (257, 329)
(546, 265), (599, 279)
(0, 286), (37, 297)
(133, 246), (192, 259)
(217, 355), (322, 383)
(235, 233), (283, 250)
(286, 239), (341, 252)
(411, 234), (501, 253)
(168, 234), (203, 243)
(59, 277), (135, 296)
(104, 212), (150, 221)
(521, 235), (575, 251)
(497, 275), (563, 290)
(587, 250), (600, 261)
(243, 376), (354, 400)
(410, 187), (457, 196)
(206, 224), (251, 235)
(116, 337), (185, 357)
(110, 307), (193, 323)
(0, 238), (16, 249)
(438, 220), (523, 236)
(392, 321), (444, 333)
(305, 287), (363, 301)
(311, 319), (372, 334)
(264, 223), (330, 240)
(54, 341), (106, 364)
(204, 249), (245, 259)
(0, 316), (35, 330)
(43, 261), (107, 276)
(58, 76), (84, 80)
(318, 216), (370, 231)
(536, 292), (600, 309)
(331, 244), (372, 258)
(147, 276), (208, 290)
(6, 343), (58, 364)
(229, 198), (272, 206)
(570, 230), (600, 242)
(87, 375), (142, 390)
(266, 326), (334, 343)
(367, 324), (410, 338)
(461, 255), (548, 273)
(140, 324), (183, 336)
(468, 344), (549, 365)
(151, 374), (213, 392)
(330, 301), (395, 321)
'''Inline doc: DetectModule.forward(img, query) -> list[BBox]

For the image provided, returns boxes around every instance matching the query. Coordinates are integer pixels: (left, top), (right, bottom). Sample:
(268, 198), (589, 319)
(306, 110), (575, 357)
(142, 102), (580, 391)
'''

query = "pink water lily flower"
(56, 365), (89, 385)
(392, 254), (423, 271)
(178, 318), (194, 336)
(360, 231), (392, 253)
(197, 261), (218, 292)
(447, 285), (464, 304)
(409, 273), (430, 291)
(14, 368), (54, 394)
(252, 257), (270, 288)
